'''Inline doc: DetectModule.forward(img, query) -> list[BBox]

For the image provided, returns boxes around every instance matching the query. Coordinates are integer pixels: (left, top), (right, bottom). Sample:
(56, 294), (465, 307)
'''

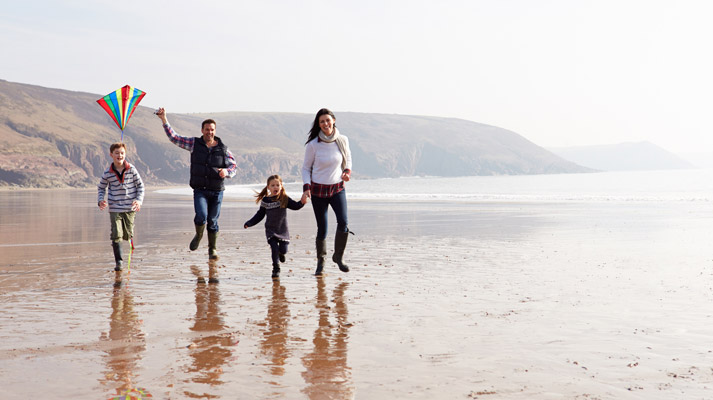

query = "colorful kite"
(97, 85), (147, 141)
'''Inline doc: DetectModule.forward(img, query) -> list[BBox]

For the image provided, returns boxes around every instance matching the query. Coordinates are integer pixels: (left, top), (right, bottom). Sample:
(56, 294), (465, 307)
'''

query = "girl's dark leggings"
(268, 237), (288, 264)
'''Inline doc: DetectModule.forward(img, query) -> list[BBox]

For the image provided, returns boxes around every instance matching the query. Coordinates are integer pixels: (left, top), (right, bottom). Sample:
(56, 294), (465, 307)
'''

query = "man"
(156, 108), (236, 260)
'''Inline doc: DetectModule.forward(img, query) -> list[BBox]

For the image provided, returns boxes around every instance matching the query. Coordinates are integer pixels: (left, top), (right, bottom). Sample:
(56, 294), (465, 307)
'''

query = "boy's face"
(111, 147), (126, 166)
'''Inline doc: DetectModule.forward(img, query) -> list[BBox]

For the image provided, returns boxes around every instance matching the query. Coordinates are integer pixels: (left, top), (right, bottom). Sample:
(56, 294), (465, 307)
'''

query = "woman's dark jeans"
(311, 189), (348, 240)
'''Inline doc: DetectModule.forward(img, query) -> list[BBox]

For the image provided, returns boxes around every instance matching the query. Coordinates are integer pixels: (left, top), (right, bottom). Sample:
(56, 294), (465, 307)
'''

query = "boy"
(97, 142), (145, 271)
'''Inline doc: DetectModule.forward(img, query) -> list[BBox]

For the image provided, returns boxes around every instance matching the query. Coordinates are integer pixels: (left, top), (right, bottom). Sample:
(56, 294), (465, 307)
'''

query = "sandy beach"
(1, 188), (713, 399)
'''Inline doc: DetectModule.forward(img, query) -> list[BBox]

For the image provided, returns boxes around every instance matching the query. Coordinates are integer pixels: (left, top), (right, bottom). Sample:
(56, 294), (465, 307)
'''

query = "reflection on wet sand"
(184, 264), (234, 398)
(301, 280), (354, 399)
(260, 280), (291, 380)
(100, 271), (146, 396)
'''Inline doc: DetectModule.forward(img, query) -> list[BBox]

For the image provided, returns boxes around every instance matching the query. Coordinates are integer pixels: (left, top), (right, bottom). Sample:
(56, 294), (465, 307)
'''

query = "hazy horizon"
(3, 0), (712, 154)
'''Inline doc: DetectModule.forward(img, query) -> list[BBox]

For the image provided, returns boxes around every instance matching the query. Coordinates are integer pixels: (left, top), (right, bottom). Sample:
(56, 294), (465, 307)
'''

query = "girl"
(244, 175), (307, 278)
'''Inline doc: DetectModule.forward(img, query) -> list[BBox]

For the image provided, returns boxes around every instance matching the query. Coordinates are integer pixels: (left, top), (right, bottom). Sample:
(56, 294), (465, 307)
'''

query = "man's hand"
(155, 107), (168, 124)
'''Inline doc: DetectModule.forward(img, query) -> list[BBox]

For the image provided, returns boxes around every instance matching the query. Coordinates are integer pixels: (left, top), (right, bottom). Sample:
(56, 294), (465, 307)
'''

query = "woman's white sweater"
(302, 136), (352, 185)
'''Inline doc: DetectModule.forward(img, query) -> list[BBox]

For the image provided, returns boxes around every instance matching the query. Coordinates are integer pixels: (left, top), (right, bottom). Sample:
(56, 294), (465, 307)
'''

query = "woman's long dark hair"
(306, 108), (336, 144)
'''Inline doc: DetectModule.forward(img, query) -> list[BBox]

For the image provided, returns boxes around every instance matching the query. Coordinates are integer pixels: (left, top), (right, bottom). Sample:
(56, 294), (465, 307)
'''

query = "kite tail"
(127, 238), (134, 274)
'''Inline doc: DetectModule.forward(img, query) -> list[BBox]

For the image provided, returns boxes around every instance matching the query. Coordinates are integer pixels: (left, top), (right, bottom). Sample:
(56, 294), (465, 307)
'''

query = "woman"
(302, 108), (353, 276)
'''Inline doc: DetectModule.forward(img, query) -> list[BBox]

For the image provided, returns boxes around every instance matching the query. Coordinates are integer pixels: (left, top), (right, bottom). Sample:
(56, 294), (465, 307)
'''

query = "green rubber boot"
(190, 224), (206, 251)
(208, 231), (219, 260)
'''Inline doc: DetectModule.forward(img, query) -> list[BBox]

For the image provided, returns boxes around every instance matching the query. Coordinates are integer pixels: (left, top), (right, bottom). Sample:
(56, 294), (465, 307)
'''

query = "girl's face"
(319, 114), (335, 136)
(268, 179), (282, 196)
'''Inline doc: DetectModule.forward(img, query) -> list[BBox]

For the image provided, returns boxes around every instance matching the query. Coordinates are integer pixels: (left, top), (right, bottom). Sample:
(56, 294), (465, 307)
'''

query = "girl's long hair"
(254, 174), (288, 208)
(306, 108), (336, 144)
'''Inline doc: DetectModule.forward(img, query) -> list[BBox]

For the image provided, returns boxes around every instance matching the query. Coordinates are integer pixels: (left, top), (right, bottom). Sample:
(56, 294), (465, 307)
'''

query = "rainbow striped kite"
(96, 85), (147, 142)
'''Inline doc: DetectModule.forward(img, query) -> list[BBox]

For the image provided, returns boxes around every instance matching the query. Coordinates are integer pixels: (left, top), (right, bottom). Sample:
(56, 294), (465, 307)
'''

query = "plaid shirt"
(163, 123), (237, 177)
(308, 181), (345, 198)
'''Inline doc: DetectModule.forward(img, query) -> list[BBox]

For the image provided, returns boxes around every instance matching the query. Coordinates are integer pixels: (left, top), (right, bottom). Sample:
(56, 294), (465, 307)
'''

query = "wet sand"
(1, 189), (713, 399)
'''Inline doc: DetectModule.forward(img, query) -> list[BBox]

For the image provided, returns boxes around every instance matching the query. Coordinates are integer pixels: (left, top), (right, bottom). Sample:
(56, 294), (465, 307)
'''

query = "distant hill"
(548, 141), (697, 171)
(678, 151), (713, 169)
(0, 79), (590, 188)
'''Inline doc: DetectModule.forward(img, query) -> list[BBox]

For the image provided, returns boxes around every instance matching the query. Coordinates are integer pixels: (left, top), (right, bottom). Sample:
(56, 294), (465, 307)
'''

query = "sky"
(2, 0), (713, 155)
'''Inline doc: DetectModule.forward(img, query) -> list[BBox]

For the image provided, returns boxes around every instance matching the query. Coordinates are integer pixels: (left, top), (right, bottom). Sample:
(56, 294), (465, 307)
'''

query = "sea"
(159, 169), (713, 203)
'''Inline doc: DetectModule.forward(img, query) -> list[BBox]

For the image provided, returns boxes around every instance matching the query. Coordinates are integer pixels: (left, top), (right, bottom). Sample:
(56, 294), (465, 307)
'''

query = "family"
(96, 108), (353, 279)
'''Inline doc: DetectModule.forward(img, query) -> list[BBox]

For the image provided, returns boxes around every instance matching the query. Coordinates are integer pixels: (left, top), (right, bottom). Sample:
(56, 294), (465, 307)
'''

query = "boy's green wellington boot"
(112, 241), (123, 271)
(208, 231), (219, 260)
(190, 224), (206, 251)
(315, 239), (327, 276)
(332, 231), (351, 273)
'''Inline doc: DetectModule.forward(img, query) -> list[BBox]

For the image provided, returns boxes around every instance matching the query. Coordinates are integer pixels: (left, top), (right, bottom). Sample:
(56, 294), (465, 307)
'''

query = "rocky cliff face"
(0, 80), (590, 188)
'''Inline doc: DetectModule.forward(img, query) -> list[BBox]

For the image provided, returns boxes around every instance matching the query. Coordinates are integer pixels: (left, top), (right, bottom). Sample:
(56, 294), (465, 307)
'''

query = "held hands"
(98, 200), (107, 210)
(341, 171), (351, 182)
(301, 191), (310, 204)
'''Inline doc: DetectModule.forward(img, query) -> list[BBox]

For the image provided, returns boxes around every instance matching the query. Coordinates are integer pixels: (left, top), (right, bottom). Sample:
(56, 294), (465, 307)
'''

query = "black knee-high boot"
(112, 242), (123, 271)
(315, 239), (327, 276)
(332, 231), (350, 273)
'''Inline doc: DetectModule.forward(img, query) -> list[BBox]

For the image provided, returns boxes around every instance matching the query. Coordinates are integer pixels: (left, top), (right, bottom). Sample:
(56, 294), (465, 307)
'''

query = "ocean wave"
(156, 171), (713, 203)
(157, 188), (712, 203)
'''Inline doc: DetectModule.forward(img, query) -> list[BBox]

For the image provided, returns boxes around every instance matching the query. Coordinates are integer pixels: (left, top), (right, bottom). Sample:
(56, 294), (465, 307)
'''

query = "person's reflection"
(260, 280), (291, 379)
(100, 271), (146, 395)
(301, 280), (354, 399)
(184, 263), (233, 397)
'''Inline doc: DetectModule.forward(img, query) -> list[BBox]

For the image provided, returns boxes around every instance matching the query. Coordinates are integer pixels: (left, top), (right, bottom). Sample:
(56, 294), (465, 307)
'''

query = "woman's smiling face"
(319, 114), (335, 136)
